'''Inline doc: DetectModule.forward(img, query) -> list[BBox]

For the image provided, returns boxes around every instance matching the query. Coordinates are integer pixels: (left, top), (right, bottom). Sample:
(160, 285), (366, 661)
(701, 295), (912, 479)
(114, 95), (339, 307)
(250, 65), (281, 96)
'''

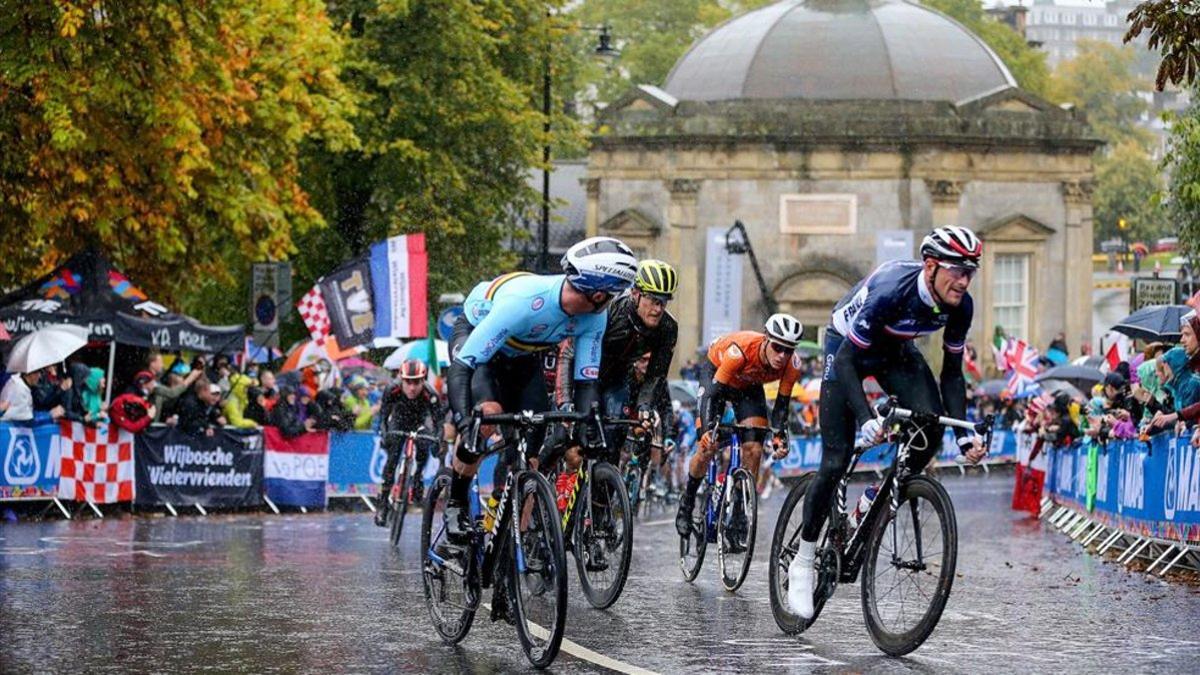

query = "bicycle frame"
(703, 430), (743, 542)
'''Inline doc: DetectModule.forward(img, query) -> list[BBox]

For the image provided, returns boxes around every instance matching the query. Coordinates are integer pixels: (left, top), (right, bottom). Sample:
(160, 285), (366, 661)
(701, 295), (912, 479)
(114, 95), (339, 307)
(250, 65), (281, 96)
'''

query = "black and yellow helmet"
(634, 259), (678, 299)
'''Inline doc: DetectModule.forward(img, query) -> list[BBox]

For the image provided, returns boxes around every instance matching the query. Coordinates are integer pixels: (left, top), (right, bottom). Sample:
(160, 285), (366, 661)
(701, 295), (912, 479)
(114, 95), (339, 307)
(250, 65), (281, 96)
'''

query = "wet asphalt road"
(3, 471), (1199, 673)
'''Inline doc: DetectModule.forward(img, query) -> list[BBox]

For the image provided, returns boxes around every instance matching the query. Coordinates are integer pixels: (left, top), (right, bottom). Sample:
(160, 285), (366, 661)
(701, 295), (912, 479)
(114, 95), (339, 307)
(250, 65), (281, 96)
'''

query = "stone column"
(925, 179), (964, 227)
(583, 177), (601, 237)
(666, 178), (703, 370)
(1062, 179), (1095, 353)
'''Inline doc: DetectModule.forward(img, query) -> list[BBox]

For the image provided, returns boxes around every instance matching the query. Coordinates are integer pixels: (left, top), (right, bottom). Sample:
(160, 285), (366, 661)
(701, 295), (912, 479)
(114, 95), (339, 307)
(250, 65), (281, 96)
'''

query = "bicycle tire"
(389, 456), (410, 547)
(768, 475), (832, 634)
(679, 484), (707, 582)
(861, 475), (958, 656)
(717, 467), (758, 592)
(509, 470), (568, 669)
(574, 462), (634, 609)
(420, 469), (476, 644)
(623, 464), (641, 520)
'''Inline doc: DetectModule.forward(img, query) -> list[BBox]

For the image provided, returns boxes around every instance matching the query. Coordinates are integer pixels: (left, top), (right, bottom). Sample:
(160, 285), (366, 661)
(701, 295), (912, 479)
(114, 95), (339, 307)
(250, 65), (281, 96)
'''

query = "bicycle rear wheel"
(420, 469), (476, 643)
(768, 475), (833, 634)
(679, 484), (707, 582)
(717, 467), (757, 592)
(509, 470), (567, 669)
(389, 456), (411, 547)
(861, 476), (957, 656)
(574, 462), (634, 609)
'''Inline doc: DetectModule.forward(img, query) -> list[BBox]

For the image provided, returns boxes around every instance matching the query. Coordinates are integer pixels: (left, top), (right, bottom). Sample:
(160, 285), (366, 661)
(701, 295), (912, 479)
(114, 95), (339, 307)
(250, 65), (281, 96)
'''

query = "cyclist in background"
(442, 237), (638, 541)
(675, 313), (805, 537)
(788, 226), (988, 619)
(374, 359), (451, 526)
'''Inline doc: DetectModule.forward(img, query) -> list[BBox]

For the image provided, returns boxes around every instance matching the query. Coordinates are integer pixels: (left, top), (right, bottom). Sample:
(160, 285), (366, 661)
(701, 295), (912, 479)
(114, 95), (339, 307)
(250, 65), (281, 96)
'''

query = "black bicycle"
(541, 413), (633, 610)
(420, 410), (575, 669)
(382, 430), (440, 547)
(768, 398), (993, 656)
(618, 420), (672, 519)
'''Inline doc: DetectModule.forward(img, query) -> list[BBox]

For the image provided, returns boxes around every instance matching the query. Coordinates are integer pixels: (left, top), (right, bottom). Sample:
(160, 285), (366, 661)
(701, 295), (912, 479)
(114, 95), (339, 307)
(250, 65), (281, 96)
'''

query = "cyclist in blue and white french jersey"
(443, 237), (638, 540)
(788, 226), (989, 619)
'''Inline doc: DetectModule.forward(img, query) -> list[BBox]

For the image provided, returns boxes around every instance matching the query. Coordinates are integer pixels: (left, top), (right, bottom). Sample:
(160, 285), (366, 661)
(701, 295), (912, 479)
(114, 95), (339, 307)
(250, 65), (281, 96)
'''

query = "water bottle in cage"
(848, 483), (879, 530)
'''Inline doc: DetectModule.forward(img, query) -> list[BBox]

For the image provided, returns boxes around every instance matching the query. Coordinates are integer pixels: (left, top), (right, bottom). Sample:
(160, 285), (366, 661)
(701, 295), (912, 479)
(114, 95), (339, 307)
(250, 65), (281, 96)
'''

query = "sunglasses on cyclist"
(767, 341), (795, 357)
(935, 261), (977, 281)
(641, 294), (671, 308)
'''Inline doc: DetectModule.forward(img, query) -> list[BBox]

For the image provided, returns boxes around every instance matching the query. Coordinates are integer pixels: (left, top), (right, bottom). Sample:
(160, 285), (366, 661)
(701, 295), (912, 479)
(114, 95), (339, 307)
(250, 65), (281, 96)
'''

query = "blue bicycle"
(679, 422), (776, 592)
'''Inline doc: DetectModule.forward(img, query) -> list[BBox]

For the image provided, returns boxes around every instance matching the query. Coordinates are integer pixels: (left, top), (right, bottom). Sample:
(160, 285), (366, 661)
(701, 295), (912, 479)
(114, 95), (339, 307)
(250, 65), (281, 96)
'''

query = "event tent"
(0, 248), (242, 353)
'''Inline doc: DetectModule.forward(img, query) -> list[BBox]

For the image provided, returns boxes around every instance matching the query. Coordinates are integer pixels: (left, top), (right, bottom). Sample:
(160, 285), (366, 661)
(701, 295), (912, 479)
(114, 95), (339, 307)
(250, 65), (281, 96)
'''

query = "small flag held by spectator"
(1104, 342), (1121, 372)
(1004, 339), (1040, 396)
(297, 284), (332, 342)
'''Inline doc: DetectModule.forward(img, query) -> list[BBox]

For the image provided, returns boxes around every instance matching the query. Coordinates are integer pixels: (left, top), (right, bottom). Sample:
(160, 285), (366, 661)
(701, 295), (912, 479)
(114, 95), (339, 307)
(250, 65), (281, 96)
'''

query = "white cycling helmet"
(561, 236), (638, 294)
(920, 226), (982, 269)
(765, 313), (804, 349)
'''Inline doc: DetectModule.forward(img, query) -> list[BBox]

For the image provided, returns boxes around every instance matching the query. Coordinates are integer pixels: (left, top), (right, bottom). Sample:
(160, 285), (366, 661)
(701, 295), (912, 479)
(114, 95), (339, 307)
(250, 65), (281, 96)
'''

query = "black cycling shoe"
(444, 501), (472, 543)
(675, 493), (696, 537)
(374, 497), (390, 527)
(491, 585), (516, 625)
(724, 518), (748, 554)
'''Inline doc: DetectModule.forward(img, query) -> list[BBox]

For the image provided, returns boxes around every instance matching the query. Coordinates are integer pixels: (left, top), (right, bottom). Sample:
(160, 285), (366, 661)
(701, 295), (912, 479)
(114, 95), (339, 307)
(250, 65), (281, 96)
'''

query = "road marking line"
(640, 519), (675, 527)
(482, 602), (658, 674)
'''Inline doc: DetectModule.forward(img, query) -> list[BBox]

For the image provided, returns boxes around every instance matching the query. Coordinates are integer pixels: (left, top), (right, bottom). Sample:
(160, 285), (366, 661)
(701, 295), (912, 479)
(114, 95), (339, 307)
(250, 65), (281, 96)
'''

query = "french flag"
(370, 233), (428, 339)
(263, 427), (329, 508)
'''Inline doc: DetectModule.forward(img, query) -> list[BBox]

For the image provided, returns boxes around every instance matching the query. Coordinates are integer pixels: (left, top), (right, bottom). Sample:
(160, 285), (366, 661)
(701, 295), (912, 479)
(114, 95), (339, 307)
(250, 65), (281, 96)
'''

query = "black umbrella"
(1035, 364), (1104, 391)
(1112, 304), (1191, 342)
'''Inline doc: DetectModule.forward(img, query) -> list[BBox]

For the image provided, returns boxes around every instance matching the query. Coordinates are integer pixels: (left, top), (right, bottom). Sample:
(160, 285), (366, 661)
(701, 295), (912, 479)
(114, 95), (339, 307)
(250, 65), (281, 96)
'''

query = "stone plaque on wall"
(779, 194), (857, 235)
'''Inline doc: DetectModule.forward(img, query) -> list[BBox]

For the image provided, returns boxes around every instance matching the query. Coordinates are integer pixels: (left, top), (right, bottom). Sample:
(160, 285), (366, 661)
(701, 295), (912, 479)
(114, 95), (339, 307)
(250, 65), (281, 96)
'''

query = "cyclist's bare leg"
(739, 415), (769, 478)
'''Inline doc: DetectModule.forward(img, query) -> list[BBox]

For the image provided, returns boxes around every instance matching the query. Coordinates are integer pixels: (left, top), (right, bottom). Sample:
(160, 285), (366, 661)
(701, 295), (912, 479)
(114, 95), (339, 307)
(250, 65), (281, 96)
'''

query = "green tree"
(921, 0), (1052, 98)
(298, 0), (580, 303)
(1093, 141), (1169, 245)
(1166, 103), (1200, 260)
(1048, 40), (1154, 149)
(0, 0), (358, 306)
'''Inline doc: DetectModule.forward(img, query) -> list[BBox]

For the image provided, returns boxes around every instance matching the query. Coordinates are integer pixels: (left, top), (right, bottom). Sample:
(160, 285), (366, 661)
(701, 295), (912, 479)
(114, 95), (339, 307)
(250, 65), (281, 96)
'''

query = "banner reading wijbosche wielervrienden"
(134, 426), (263, 507)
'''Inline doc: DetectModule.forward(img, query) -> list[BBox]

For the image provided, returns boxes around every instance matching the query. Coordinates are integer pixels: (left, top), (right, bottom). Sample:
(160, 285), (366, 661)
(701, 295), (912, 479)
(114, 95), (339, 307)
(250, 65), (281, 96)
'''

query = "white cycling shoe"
(788, 540), (817, 619)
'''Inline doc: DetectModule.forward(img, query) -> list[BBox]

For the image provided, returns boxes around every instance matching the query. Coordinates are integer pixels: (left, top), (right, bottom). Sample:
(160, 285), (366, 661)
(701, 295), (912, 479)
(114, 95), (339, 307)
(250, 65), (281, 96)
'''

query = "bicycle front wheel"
(679, 484), (707, 582)
(574, 462), (634, 609)
(861, 475), (958, 656)
(717, 467), (758, 592)
(508, 470), (568, 669)
(420, 469), (476, 644)
(389, 457), (411, 547)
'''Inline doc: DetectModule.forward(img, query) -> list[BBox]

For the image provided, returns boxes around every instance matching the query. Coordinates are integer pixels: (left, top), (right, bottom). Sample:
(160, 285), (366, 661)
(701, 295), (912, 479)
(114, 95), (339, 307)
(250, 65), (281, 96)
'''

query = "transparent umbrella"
(5, 324), (89, 373)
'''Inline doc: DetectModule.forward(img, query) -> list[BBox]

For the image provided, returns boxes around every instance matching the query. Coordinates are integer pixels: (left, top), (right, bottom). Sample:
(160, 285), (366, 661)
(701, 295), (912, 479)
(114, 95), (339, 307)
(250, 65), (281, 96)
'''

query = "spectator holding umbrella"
(0, 369), (38, 421)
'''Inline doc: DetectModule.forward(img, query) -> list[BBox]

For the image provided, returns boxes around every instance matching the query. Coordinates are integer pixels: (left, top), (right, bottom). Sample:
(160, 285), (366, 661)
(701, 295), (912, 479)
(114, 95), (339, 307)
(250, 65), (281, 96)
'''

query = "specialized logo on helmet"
(531, 297), (545, 311)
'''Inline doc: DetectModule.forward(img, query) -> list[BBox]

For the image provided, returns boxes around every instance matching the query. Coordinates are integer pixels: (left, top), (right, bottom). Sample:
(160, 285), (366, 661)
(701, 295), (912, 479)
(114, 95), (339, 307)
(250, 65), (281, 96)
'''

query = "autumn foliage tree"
(0, 1), (357, 303)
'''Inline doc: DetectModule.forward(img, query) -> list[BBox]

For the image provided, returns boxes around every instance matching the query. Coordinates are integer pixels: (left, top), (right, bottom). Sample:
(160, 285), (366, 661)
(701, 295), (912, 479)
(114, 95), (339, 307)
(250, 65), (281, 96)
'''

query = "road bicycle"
(680, 422), (777, 592)
(768, 397), (994, 655)
(382, 430), (440, 547)
(619, 422), (673, 519)
(420, 410), (577, 669)
(541, 413), (633, 609)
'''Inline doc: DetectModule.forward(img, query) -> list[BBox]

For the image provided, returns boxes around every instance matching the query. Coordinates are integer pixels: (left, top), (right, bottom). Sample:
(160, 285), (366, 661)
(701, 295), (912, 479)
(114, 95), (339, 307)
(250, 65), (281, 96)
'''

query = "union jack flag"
(1004, 339), (1041, 395)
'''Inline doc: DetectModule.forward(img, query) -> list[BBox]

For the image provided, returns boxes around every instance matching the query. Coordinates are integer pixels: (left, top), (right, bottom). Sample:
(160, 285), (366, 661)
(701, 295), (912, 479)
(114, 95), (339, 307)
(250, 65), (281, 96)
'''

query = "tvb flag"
(370, 234), (428, 339)
(263, 427), (329, 509)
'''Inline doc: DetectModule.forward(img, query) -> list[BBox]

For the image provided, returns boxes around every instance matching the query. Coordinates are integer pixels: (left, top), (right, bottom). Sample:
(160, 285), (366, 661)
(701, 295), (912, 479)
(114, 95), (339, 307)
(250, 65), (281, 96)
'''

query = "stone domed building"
(585, 0), (1100, 365)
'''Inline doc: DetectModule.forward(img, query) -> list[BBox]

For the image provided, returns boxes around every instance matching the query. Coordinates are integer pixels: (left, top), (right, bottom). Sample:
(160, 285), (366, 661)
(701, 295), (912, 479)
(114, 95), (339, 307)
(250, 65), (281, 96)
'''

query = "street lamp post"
(539, 24), (619, 272)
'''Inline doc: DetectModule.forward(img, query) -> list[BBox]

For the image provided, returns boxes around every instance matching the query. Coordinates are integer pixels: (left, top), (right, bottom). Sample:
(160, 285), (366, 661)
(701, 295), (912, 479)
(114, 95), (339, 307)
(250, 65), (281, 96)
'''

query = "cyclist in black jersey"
(374, 359), (452, 526)
(547, 260), (679, 499)
(788, 226), (989, 619)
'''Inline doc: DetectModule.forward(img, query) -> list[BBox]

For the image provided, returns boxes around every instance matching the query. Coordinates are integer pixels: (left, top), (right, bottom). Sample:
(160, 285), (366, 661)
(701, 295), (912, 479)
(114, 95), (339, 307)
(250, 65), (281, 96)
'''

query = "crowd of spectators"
(0, 350), (404, 441)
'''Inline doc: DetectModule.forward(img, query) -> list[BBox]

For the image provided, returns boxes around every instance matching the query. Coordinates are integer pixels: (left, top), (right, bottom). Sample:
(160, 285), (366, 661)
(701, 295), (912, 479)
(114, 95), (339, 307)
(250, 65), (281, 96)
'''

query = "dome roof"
(662, 0), (1017, 104)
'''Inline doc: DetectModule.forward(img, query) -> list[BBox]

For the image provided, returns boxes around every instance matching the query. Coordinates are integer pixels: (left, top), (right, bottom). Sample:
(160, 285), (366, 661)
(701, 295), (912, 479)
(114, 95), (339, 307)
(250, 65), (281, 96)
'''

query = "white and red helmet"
(920, 226), (982, 268)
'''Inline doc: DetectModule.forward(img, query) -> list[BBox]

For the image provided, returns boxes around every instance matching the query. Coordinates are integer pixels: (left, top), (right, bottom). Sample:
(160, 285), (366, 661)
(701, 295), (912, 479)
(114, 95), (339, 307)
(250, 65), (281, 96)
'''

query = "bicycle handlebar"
(873, 396), (996, 458)
(381, 430), (442, 444)
(479, 409), (598, 427)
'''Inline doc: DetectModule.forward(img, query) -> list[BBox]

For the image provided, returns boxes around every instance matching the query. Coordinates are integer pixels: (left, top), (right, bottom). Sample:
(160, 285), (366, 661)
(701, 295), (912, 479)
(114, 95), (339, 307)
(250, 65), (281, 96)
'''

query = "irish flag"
(369, 234), (428, 339)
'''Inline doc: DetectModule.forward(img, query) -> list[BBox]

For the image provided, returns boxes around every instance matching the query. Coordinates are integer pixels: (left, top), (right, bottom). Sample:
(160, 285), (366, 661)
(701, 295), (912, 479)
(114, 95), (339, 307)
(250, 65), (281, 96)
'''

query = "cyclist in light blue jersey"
(443, 237), (639, 541)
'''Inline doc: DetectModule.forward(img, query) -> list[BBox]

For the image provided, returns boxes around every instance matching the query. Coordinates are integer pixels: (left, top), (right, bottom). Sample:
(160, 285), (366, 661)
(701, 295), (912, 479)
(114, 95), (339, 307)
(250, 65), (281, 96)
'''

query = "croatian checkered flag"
(297, 283), (332, 341)
(58, 422), (134, 504)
